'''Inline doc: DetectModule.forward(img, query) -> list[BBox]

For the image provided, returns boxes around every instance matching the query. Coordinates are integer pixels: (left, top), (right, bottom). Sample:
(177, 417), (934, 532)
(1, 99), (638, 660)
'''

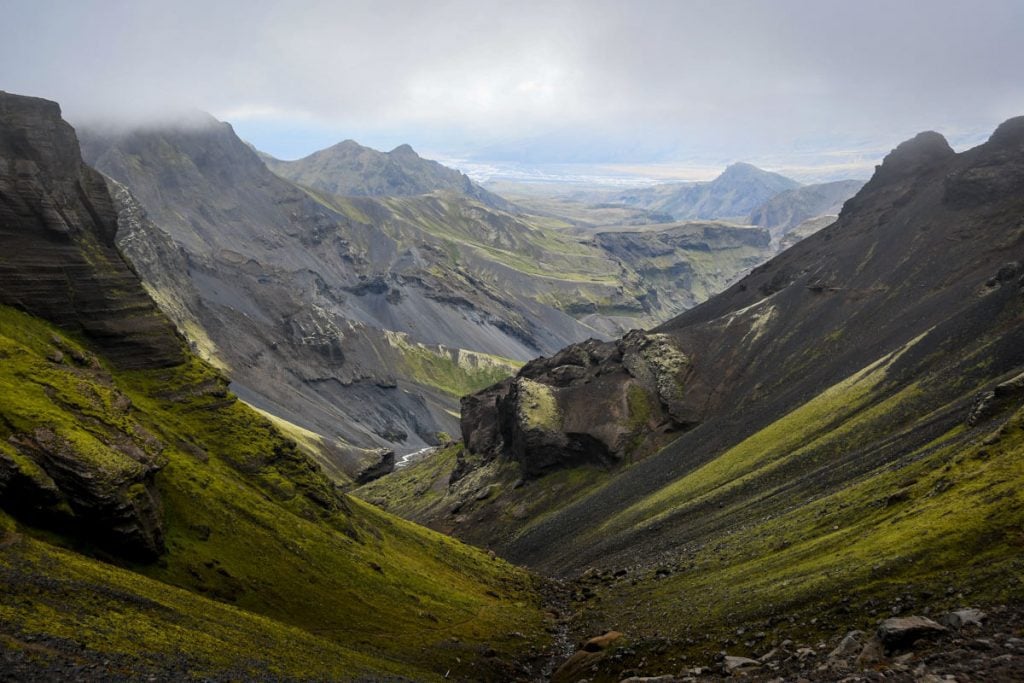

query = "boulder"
(877, 616), (948, 650)
(828, 630), (865, 659)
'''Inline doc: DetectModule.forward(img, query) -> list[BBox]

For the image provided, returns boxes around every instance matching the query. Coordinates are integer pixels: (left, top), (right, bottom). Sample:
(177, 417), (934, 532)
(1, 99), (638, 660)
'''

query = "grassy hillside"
(0, 305), (550, 680)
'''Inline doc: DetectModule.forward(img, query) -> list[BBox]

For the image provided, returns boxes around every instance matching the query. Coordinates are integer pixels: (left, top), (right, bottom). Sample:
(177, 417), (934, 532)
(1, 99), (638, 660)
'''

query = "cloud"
(2, 0), (1022, 164)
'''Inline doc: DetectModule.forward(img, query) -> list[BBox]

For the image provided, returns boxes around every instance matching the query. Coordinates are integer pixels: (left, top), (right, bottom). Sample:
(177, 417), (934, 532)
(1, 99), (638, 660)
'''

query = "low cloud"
(2, 0), (1022, 165)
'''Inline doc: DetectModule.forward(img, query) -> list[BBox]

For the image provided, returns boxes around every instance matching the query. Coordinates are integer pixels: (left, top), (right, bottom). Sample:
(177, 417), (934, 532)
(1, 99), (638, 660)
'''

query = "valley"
(1, 84), (1021, 683)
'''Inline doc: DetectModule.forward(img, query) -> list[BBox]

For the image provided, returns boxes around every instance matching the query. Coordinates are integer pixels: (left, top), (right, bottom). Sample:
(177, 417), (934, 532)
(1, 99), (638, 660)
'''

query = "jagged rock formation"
(461, 330), (693, 478)
(261, 139), (515, 211)
(0, 92), (182, 370)
(746, 178), (864, 242)
(611, 162), (801, 220)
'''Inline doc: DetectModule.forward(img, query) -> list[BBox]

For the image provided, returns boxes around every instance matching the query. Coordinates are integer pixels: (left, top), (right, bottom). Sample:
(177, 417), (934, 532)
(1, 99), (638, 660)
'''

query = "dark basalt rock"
(354, 448), (395, 484)
(460, 330), (693, 478)
(0, 92), (183, 370)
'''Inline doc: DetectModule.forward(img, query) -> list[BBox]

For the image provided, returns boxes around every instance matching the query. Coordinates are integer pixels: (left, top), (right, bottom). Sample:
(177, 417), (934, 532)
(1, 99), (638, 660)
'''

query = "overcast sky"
(2, 0), (1023, 180)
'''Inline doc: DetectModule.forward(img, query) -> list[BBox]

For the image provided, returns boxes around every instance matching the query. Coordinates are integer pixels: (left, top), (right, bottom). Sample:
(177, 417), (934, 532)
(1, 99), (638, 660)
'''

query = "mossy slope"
(0, 305), (549, 680)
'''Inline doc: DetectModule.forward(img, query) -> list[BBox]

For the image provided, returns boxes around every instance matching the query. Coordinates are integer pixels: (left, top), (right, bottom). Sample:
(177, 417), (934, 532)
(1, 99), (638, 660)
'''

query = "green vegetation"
(518, 378), (562, 431)
(387, 331), (522, 397)
(591, 402), (1024, 661)
(0, 305), (550, 679)
(602, 340), (918, 534)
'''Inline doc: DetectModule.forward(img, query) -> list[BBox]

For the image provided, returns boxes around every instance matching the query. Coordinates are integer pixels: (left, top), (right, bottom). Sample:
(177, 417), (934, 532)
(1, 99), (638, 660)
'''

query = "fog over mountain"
(2, 0), (1022, 178)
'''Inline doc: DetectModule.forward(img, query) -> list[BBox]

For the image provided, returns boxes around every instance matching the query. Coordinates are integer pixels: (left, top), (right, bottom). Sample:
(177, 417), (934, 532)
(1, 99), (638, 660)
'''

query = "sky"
(2, 0), (1023, 182)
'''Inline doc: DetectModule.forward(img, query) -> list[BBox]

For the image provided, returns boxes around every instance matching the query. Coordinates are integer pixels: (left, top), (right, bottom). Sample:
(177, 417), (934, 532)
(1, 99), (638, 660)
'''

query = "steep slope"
(778, 212), (837, 251)
(0, 92), (182, 370)
(364, 119), (1024, 673)
(746, 178), (864, 241)
(0, 91), (551, 681)
(80, 114), (642, 467)
(262, 138), (514, 211)
(612, 162), (801, 220)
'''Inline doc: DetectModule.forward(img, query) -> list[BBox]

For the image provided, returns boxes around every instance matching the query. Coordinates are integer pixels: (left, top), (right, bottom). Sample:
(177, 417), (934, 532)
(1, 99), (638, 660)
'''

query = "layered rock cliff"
(0, 92), (182, 370)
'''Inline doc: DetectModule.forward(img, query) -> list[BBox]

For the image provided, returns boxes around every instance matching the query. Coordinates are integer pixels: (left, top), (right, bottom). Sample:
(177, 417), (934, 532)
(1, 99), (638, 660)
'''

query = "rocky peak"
(986, 115), (1024, 149)
(872, 131), (954, 182)
(389, 143), (418, 157)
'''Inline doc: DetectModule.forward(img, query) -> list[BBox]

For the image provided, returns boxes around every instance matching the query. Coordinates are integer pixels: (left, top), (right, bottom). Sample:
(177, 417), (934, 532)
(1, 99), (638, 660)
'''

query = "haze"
(3, 0), (1023, 181)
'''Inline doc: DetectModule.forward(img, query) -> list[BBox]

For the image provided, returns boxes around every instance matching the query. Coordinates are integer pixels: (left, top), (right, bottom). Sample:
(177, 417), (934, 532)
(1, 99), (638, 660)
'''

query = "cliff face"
(0, 92), (189, 558)
(0, 92), (182, 370)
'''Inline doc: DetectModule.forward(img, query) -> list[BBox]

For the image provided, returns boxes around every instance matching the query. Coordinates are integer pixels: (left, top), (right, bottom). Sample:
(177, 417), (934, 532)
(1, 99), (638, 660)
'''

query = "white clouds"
(2, 0), (1022, 163)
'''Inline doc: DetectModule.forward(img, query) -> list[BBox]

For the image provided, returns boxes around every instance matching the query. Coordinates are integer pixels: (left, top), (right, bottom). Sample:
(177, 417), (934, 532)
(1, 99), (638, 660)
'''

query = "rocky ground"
(547, 596), (1024, 682)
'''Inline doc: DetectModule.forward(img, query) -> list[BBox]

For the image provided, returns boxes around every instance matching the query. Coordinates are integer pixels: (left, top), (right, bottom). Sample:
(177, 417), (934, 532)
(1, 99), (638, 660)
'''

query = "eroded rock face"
(459, 330), (694, 478)
(0, 92), (183, 558)
(0, 92), (182, 370)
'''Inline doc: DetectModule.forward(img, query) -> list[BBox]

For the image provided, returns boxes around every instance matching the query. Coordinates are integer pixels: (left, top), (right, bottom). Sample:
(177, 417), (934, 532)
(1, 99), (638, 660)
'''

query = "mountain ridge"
(261, 137), (516, 211)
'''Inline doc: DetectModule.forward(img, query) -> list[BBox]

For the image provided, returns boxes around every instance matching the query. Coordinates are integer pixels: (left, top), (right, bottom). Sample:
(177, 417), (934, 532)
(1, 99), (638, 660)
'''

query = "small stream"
(394, 446), (436, 469)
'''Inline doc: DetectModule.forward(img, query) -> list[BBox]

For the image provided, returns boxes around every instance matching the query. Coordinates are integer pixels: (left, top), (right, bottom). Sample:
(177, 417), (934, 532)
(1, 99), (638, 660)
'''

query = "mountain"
(746, 178), (864, 241)
(80, 114), (785, 472)
(611, 162), (802, 220)
(261, 138), (515, 211)
(80, 113), (643, 471)
(778, 212), (838, 251)
(0, 90), (552, 681)
(360, 119), (1024, 676)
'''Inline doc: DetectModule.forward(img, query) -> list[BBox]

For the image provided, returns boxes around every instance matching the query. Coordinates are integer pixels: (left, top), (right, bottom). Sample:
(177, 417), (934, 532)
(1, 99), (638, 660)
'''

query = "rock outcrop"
(0, 92), (182, 370)
(460, 330), (693, 478)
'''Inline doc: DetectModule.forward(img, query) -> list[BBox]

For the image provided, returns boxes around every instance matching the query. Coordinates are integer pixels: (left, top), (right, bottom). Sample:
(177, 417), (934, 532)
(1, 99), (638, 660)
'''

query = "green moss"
(387, 332), (521, 398)
(518, 378), (562, 431)
(0, 305), (551, 679)
(603, 339), (923, 533)
(595, 407), (1024, 658)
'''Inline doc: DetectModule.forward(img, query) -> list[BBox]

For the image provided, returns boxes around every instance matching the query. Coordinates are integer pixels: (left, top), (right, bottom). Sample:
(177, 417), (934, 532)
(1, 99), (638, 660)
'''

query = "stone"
(723, 655), (762, 673)
(877, 616), (948, 650)
(583, 631), (623, 652)
(939, 608), (986, 631)
(353, 448), (395, 484)
(829, 630), (865, 659)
